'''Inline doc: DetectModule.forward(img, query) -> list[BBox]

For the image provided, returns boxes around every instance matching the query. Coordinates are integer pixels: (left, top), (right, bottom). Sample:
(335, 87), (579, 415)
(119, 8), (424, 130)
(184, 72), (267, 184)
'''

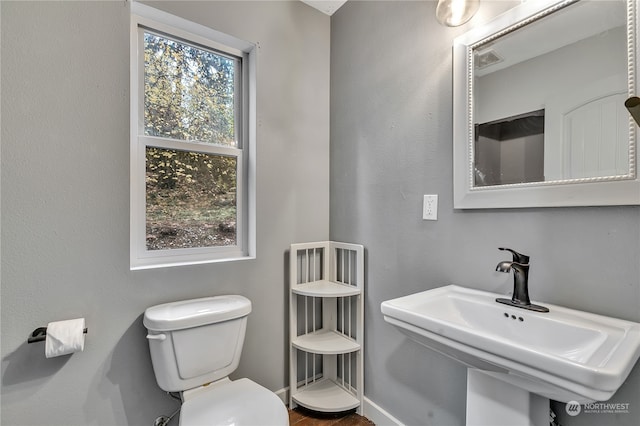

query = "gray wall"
(330, 1), (640, 426)
(1, 1), (329, 425)
(3, 1), (640, 425)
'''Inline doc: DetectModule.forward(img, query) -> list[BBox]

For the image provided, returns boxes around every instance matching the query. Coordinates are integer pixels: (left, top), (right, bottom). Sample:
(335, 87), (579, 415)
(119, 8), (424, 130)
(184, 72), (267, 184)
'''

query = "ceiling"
(300, 0), (348, 16)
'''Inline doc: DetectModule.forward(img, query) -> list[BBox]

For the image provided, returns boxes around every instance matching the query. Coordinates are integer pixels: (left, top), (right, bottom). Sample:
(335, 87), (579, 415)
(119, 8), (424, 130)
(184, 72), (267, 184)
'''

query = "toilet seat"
(179, 378), (288, 426)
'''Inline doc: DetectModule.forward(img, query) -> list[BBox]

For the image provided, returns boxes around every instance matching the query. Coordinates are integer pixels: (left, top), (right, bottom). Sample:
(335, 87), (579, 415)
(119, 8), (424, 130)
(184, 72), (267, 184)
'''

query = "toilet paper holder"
(27, 326), (88, 344)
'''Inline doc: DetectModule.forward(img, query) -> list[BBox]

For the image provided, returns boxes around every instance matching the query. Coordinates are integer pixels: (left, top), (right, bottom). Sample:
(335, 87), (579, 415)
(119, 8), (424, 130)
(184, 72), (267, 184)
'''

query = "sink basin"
(381, 285), (640, 403)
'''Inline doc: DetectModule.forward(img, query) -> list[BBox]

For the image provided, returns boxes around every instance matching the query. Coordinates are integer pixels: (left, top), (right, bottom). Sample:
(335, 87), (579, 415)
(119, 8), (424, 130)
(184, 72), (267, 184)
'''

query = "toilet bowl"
(143, 295), (289, 426)
(180, 378), (287, 426)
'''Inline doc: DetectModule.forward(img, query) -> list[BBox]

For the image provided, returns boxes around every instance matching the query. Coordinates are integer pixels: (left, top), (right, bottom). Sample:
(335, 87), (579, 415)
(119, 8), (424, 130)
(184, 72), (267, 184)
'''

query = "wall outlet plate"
(423, 195), (438, 220)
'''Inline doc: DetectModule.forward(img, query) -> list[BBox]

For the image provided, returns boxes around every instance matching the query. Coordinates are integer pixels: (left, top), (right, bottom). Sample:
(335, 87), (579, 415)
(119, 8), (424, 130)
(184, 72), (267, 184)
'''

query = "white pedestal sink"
(381, 285), (640, 426)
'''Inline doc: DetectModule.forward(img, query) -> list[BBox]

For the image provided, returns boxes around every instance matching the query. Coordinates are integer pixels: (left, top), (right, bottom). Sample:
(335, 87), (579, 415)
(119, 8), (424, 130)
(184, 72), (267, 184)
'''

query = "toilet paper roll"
(45, 318), (86, 358)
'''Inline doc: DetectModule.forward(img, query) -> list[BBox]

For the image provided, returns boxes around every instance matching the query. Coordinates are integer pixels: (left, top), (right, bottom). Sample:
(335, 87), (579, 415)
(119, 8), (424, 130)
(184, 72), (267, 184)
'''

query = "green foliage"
(144, 32), (236, 145)
(145, 147), (238, 250)
(145, 147), (236, 193)
(142, 32), (240, 250)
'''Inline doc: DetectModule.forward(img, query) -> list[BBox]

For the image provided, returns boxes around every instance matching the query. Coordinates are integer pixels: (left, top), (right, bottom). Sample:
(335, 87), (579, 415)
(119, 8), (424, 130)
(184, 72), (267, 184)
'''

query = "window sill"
(130, 254), (255, 271)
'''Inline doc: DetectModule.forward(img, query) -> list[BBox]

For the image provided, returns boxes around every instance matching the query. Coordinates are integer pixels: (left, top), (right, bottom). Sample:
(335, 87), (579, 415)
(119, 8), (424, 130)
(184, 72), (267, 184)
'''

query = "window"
(130, 3), (256, 269)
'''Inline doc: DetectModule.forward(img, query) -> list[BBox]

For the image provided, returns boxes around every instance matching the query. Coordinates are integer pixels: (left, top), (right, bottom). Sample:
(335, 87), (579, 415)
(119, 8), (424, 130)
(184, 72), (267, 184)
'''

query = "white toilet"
(143, 295), (289, 426)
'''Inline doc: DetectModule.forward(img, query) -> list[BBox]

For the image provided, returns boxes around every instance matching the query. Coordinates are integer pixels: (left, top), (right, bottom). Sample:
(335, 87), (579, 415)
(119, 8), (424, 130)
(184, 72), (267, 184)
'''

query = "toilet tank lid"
(143, 295), (251, 331)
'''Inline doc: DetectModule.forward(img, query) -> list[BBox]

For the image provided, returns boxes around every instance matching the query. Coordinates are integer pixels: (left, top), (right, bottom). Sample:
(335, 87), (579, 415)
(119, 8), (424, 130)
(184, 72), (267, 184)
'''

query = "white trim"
(132, 254), (255, 271)
(275, 386), (289, 407)
(131, 2), (252, 55)
(129, 2), (256, 270)
(245, 46), (257, 263)
(140, 136), (243, 157)
(363, 397), (404, 426)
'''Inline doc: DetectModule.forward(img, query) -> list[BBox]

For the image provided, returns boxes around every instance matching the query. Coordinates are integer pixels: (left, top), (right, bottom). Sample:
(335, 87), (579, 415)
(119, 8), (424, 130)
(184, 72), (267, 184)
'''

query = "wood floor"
(288, 407), (375, 426)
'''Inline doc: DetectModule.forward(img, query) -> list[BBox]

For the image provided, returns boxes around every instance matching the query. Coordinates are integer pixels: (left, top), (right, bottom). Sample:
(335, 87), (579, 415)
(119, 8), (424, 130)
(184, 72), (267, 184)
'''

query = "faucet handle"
(499, 247), (530, 264)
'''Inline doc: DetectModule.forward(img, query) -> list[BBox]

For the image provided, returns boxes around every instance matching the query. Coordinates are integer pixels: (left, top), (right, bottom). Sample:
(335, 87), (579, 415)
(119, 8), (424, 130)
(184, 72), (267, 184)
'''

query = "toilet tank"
(143, 295), (252, 392)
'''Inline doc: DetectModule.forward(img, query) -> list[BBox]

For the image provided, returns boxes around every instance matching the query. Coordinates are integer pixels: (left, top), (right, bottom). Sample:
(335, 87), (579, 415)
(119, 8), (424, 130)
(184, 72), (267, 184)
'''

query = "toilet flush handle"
(146, 333), (166, 341)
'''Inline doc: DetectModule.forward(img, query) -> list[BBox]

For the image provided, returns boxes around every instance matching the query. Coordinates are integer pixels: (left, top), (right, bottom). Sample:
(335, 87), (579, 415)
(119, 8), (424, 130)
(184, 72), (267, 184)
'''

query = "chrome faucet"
(495, 248), (549, 313)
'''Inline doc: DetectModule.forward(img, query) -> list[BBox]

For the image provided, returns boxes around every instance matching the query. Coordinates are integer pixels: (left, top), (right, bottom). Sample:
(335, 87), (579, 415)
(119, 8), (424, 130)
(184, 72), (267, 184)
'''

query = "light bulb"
(436, 0), (480, 27)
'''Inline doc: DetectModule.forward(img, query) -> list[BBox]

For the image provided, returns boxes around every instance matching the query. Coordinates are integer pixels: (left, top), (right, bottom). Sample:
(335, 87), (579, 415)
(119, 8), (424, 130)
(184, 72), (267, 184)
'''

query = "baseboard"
(275, 386), (289, 406)
(276, 386), (403, 426)
(363, 397), (404, 426)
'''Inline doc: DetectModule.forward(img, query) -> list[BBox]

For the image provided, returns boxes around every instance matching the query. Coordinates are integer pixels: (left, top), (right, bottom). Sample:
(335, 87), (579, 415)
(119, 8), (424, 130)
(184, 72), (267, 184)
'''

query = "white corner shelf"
(289, 241), (364, 415)
(291, 378), (361, 412)
(292, 280), (361, 297)
(292, 329), (360, 354)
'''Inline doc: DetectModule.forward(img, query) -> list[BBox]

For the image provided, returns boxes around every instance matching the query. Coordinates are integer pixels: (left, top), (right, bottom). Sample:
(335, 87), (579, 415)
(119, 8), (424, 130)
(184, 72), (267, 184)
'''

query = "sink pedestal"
(467, 370), (548, 426)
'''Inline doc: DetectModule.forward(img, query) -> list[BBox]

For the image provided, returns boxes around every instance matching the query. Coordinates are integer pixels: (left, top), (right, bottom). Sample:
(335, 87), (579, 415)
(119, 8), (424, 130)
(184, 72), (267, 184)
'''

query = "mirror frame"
(453, 0), (640, 208)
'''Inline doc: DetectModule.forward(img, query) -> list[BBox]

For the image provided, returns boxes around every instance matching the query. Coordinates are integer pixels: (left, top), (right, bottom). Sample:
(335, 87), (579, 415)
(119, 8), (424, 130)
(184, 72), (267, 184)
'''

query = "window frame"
(130, 3), (256, 270)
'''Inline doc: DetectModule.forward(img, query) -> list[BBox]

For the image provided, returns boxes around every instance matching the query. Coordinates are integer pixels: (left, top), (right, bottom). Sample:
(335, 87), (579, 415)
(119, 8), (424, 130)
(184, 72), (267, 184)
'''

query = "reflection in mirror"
(475, 109), (545, 186)
(453, 0), (640, 208)
(473, 0), (629, 187)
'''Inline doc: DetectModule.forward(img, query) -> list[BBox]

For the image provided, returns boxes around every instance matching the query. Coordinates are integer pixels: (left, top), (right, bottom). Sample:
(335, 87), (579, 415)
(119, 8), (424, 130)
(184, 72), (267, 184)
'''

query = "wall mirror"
(453, 0), (640, 208)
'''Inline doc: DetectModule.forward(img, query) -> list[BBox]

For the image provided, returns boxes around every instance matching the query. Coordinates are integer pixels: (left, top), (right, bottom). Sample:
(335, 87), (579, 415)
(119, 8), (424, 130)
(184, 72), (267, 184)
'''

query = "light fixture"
(436, 0), (480, 27)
